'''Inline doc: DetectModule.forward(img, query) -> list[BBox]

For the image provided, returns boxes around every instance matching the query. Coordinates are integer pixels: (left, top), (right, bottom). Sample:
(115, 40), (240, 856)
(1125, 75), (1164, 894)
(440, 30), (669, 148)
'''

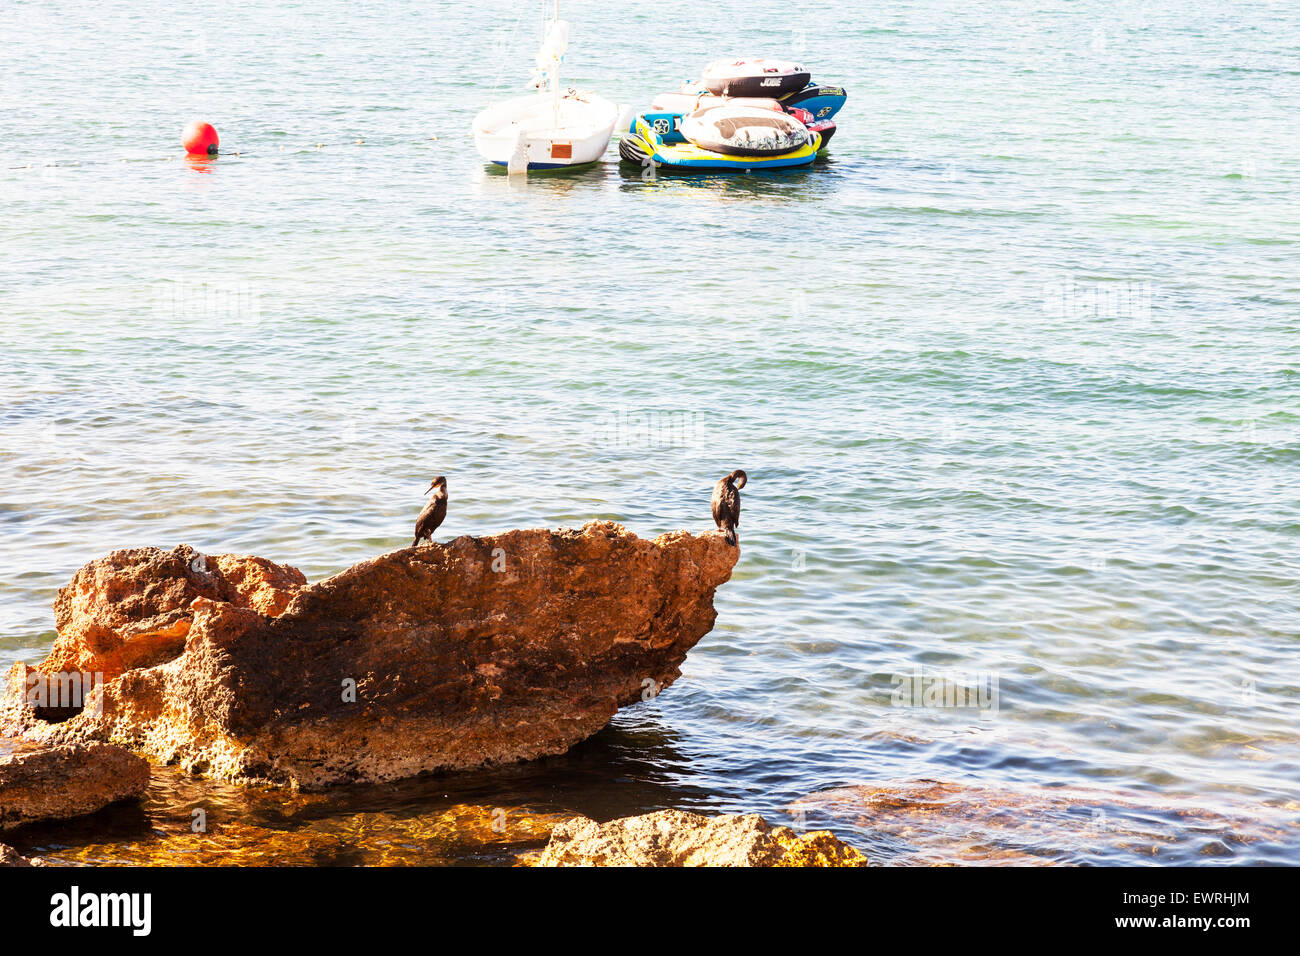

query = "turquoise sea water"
(2, 0), (1298, 864)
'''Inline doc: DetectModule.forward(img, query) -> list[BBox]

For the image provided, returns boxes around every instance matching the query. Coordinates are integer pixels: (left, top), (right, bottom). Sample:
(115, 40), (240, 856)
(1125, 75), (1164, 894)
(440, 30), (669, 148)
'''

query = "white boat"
(472, 3), (624, 173)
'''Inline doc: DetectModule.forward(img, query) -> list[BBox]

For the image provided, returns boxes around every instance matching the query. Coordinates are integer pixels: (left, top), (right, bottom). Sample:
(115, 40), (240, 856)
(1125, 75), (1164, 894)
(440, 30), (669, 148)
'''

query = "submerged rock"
(48, 799), (573, 867)
(536, 809), (869, 867)
(791, 780), (1300, 866)
(0, 741), (149, 831)
(3, 522), (737, 789)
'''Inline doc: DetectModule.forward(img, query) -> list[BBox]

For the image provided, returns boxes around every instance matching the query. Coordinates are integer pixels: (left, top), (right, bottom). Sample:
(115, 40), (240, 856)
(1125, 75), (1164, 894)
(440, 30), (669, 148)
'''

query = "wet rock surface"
(2, 523), (737, 789)
(536, 809), (869, 867)
(0, 843), (46, 866)
(0, 740), (149, 831)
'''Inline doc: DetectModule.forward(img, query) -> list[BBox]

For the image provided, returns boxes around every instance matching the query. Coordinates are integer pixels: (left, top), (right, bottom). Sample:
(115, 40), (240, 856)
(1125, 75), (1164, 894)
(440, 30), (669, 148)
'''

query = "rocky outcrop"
(0, 844), (46, 866)
(3, 523), (737, 789)
(39, 545), (305, 688)
(536, 810), (869, 867)
(0, 741), (149, 831)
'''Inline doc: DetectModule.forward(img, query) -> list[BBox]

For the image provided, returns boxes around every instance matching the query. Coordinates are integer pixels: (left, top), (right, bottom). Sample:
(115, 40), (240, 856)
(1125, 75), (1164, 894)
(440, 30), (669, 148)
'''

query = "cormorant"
(412, 476), (448, 547)
(711, 469), (747, 546)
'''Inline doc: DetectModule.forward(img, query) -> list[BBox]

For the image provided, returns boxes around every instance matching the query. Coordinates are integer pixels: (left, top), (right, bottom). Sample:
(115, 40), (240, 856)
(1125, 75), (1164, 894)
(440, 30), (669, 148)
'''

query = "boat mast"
(550, 0), (561, 127)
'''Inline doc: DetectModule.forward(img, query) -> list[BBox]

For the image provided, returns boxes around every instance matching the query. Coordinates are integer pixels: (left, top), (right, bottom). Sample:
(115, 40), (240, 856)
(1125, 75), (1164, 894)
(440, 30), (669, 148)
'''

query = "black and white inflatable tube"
(701, 58), (812, 98)
(680, 105), (810, 157)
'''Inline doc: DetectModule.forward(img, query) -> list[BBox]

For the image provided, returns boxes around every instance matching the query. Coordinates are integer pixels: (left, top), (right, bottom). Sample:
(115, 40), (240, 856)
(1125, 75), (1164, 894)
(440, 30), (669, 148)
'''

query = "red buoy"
(182, 121), (219, 156)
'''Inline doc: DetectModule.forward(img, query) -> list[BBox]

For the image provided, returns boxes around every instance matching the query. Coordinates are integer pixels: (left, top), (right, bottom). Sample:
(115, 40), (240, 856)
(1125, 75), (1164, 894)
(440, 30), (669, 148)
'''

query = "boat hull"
(473, 91), (620, 169)
(488, 159), (597, 170)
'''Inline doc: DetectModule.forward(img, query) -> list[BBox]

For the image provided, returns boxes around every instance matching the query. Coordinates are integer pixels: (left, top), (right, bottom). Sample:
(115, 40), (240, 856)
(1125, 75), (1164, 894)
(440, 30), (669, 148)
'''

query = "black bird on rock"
(412, 476), (448, 547)
(711, 469), (747, 546)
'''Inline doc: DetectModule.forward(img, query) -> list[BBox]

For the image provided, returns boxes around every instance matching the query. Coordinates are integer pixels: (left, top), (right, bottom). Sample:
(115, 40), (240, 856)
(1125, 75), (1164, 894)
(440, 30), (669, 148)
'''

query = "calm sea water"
(2, 0), (1298, 865)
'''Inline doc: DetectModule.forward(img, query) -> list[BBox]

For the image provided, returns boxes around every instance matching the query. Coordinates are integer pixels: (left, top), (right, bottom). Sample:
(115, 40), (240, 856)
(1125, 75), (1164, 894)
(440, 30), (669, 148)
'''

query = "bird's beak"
(425, 482), (436, 494)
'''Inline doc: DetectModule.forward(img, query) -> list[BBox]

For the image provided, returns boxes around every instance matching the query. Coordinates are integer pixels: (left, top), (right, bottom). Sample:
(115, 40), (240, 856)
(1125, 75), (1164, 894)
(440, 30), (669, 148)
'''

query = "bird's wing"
(415, 498), (439, 535)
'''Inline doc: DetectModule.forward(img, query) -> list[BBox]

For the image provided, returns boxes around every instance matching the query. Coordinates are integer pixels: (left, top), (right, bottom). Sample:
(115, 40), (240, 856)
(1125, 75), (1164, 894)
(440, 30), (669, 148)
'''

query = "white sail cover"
(527, 20), (569, 90)
(536, 21), (569, 70)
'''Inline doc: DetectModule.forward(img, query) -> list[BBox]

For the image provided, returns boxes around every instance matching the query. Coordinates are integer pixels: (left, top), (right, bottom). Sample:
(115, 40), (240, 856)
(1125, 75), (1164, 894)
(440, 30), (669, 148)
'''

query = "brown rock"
(40, 545), (305, 688)
(0, 741), (150, 831)
(3, 522), (736, 789)
(0, 844), (46, 866)
(536, 809), (869, 867)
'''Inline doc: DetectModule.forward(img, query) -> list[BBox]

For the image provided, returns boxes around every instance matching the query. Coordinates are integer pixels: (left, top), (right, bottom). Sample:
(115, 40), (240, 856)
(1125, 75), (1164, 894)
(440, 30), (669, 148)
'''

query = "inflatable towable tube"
(652, 91), (785, 114)
(701, 58), (811, 98)
(781, 83), (848, 120)
(649, 92), (838, 151)
(680, 105), (809, 157)
(663, 80), (848, 123)
(784, 106), (837, 149)
(619, 108), (822, 172)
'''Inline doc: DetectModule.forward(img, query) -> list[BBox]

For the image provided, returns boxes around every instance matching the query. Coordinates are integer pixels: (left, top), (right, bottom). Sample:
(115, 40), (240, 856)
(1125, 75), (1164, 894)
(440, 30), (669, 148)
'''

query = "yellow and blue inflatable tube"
(619, 111), (821, 171)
